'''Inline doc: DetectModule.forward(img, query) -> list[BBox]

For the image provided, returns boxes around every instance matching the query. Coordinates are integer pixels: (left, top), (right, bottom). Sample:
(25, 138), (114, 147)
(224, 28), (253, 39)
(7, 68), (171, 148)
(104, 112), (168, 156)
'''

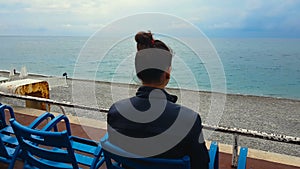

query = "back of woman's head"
(134, 31), (172, 84)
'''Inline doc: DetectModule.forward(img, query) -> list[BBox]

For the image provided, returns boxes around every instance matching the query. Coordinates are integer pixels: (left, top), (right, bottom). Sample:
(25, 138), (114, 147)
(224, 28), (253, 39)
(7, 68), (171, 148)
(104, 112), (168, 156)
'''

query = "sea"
(0, 36), (299, 100)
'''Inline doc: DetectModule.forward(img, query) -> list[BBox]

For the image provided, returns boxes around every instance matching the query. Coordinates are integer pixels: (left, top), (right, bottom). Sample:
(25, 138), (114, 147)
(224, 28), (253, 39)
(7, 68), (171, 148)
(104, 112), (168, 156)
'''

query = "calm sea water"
(0, 36), (299, 100)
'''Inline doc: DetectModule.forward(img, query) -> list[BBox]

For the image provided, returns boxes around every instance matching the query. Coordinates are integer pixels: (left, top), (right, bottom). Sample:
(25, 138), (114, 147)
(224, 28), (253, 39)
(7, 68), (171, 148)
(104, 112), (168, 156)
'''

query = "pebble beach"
(0, 71), (299, 157)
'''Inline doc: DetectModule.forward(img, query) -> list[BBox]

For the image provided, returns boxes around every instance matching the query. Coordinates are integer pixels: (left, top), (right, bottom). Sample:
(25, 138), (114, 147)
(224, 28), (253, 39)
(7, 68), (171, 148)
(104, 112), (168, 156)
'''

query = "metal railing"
(1, 91), (299, 167)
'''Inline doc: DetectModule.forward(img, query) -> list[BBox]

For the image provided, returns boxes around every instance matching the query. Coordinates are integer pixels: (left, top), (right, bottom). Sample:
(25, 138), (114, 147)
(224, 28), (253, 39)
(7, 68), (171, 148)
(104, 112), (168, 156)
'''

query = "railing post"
(231, 134), (239, 168)
(57, 105), (67, 116)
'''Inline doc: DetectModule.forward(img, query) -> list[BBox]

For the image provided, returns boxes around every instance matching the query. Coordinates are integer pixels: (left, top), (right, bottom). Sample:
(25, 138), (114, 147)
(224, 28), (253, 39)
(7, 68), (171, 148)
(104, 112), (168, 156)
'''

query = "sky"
(0, 0), (300, 38)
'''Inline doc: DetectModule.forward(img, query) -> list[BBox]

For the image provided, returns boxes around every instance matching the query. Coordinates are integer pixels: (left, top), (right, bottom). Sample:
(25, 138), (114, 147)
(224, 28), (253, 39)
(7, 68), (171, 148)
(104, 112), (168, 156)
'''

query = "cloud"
(240, 0), (300, 32)
(194, 0), (300, 37)
(0, 0), (299, 37)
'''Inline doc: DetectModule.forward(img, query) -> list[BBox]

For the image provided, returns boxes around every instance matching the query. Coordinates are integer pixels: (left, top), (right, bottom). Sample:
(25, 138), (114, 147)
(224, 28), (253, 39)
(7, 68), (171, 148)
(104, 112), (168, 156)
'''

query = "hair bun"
(135, 31), (153, 45)
(135, 31), (171, 52)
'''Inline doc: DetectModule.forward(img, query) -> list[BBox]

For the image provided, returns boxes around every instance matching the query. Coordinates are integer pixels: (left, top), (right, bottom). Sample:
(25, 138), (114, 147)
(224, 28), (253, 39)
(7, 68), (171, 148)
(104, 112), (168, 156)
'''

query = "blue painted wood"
(0, 105), (56, 164)
(10, 118), (80, 169)
(101, 134), (191, 169)
(209, 141), (219, 169)
(0, 132), (15, 163)
(0, 105), (104, 169)
(0, 104), (15, 131)
(24, 114), (105, 169)
(237, 147), (248, 169)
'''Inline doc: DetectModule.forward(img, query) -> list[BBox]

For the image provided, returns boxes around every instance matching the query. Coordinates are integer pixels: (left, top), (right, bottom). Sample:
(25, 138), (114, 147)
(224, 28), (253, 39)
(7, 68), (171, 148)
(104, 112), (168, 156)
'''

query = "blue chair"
(0, 132), (16, 164)
(0, 104), (16, 133)
(0, 105), (57, 145)
(9, 114), (105, 169)
(102, 134), (222, 169)
(101, 136), (191, 169)
(41, 114), (105, 168)
(10, 118), (81, 169)
(209, 141), (219, 169)
(209, 141), (248, 169)
(1, 104), (58, 133)
(0, 104), (57, 165)
(237, 147), (248, 169)
(0, 105), (18, 150)
(101, 133), (221, 169)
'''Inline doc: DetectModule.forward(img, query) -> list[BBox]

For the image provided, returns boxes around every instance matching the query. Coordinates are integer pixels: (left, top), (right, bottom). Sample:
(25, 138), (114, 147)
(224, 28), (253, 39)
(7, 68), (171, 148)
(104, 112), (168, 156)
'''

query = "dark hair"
(135, 31), (172, 84)
(135, 31), (170, 52)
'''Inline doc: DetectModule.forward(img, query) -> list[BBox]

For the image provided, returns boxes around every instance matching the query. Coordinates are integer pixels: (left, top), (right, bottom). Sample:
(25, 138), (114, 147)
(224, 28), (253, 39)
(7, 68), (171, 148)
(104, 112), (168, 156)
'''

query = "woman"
(107, 31), (209, 169)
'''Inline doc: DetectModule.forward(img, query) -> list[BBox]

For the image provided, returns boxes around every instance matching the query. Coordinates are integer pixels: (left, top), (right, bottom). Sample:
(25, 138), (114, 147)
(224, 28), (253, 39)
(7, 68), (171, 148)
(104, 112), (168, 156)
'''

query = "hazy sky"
(1, 0), (299, 37)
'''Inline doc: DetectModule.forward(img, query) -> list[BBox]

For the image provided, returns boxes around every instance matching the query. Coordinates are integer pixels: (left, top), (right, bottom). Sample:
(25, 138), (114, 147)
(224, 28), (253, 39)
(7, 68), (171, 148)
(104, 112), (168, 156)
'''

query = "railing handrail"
(0, 91), (299, 146)
(202, 125), (300, 145)
(0, 91), (109, 112)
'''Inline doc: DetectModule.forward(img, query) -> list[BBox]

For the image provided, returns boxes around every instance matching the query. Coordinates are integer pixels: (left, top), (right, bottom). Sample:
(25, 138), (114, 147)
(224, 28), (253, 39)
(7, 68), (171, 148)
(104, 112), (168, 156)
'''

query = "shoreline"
(1, 70), (299, 102)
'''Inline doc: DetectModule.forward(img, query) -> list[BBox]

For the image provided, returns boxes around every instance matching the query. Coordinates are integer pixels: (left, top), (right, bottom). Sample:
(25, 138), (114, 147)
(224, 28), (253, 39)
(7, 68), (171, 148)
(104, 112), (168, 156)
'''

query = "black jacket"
(107, 86), (209, 169)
